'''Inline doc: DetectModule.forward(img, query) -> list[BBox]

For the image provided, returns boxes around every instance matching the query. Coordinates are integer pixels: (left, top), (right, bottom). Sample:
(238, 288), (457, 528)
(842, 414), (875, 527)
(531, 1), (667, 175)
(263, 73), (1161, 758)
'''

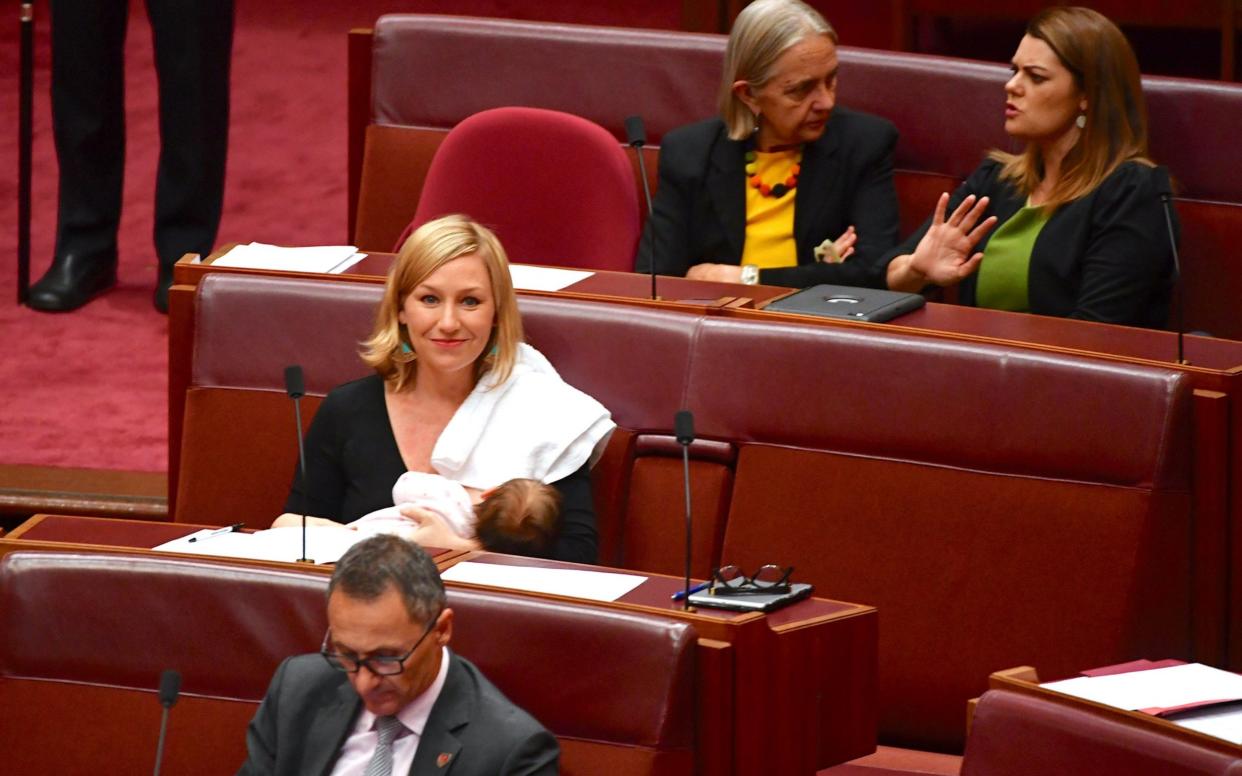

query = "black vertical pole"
(18, 2), (34, 304)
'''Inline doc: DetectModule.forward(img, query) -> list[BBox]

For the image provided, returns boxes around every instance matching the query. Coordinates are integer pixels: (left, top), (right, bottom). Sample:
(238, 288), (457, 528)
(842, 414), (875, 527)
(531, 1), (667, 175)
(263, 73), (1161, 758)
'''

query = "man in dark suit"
(30, 0), (232, 314)
(238, 536), (558, 775)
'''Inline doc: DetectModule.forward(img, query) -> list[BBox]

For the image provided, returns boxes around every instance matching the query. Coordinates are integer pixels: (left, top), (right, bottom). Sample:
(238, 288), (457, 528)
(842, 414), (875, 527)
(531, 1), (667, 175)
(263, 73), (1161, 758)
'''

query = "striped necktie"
(363, 716), (403, 776)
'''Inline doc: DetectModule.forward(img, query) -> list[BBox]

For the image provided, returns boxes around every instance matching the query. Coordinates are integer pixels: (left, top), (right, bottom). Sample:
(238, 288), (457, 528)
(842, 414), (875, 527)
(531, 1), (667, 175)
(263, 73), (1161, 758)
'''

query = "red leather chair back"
(397, 106), (641, 271)
(962, 688), (1242, 775)
(0, 551), (327, 775)
(696, 315), (1195, 752)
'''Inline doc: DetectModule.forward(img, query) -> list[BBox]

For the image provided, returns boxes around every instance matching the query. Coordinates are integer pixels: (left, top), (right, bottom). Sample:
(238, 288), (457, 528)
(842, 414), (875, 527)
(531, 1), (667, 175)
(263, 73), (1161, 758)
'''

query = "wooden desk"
(0, 514), (878, 775)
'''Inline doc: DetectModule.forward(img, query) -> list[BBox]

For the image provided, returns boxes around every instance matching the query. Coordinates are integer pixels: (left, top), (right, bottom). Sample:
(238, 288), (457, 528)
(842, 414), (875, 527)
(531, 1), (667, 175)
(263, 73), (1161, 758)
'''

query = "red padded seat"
(396, 106), (641, 272)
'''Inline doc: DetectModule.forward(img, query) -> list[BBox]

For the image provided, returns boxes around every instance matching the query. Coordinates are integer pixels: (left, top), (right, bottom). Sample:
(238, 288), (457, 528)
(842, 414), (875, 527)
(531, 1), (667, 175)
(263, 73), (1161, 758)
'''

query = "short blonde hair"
(360, 214), (522, 392)
(718, 0), (837, 140)
(989, 6), (1152, 210)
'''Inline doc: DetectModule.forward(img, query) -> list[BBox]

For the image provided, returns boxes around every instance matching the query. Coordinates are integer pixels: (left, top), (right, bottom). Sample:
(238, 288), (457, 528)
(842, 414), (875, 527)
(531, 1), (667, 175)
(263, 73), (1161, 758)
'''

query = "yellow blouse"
(740, 148), (800, 269)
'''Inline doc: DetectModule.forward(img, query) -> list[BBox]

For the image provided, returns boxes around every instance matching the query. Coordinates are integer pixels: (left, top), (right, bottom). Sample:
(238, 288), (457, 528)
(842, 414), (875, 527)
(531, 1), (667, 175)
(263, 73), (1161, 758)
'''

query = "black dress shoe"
(153, 263), (173, 314)
(28, 250), (118, 312)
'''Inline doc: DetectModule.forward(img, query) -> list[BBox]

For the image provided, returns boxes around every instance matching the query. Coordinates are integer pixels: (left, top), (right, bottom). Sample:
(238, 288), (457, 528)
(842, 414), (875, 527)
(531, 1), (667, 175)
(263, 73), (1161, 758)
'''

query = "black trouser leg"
(146, 0), (234, 269)
(49, 0), (129, 262)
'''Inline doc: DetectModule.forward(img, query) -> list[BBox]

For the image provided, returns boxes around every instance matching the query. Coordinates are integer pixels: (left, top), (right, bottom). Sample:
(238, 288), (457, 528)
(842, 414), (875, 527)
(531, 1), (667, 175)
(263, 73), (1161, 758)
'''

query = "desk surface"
(180, 249), (1242, 372)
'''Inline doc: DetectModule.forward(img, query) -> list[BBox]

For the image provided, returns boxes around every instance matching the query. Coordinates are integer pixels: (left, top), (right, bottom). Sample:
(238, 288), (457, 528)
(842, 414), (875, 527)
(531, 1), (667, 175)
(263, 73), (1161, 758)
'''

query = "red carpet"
(0, 1), (679, 472)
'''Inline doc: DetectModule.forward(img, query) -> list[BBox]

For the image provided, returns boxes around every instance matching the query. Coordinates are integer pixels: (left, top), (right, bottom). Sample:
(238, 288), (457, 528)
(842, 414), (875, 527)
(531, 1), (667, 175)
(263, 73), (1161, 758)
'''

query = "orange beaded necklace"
(744, 143), (803, 198)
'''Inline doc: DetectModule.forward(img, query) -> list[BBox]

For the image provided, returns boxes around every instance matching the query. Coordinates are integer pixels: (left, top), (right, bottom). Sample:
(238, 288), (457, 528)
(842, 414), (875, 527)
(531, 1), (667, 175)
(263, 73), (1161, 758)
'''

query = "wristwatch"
(740, 264), (760, 285)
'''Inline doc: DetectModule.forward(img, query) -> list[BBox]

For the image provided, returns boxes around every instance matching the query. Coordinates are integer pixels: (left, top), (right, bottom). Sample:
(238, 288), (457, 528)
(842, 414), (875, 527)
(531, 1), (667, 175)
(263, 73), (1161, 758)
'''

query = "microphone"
(153, 669), (181, 776)
(284, 365), (313, 563)
(625, 114), (659, 301)
(674, 410), (695, 609)
(1154, 167), (1187, 365)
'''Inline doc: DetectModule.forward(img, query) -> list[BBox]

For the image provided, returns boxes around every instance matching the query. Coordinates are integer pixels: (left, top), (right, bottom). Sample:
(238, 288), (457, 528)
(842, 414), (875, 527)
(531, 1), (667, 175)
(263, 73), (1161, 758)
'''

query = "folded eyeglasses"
(710, 564), (794, 596)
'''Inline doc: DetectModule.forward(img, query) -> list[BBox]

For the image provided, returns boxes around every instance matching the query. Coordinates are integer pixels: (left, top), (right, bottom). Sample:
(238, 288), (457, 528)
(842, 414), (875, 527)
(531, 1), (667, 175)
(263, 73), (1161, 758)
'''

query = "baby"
(351, 472), (561, 556)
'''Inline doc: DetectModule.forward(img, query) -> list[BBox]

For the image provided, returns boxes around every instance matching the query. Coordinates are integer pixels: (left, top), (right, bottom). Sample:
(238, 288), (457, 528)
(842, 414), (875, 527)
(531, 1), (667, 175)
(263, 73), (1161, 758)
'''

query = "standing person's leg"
(30, 0), (129, 312)
(147, 0), (234, 313)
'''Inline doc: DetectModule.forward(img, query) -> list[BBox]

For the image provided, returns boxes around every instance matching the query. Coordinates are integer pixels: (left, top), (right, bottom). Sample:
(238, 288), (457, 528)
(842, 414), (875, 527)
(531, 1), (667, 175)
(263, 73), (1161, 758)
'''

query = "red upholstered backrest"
(1173, 198), (1242, 340)
(370, 15), (721, 145)
(0, 551), (327, 775)
(0, 551), (698, 775)
(693, 316), (1194, 752)
(400, 107), (641, 271)
(176, 275), (379, 526)
(836, 49), (1017, 177)
(962, 688), (1242, 775)
(449, 586), (697, 774)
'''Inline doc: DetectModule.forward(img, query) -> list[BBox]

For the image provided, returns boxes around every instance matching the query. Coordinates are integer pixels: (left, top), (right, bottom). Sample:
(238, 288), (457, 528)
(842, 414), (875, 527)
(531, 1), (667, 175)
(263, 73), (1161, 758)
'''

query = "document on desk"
(212, 243), (366, 274)
(507, 264), (594, 291)
(153, 525), (363, 564)
(441, 561), (645, 602)
(1043, 662), (1242, 743)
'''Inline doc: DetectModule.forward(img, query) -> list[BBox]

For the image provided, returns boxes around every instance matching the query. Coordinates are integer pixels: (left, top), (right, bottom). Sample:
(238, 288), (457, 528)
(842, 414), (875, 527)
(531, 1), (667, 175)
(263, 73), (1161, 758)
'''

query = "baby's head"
(473, 478), (561, 556)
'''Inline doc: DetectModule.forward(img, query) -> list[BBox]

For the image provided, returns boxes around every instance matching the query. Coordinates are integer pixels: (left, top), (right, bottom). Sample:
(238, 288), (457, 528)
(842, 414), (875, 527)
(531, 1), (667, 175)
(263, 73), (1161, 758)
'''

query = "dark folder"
(765, 284), (925, 322)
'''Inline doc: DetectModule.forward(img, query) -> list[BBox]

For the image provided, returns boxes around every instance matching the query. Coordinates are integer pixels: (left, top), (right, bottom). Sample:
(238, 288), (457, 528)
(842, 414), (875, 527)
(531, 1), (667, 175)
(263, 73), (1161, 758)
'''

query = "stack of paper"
(441, 561), (645, 602)
(507, 264), (593, 291)
(213, 243), (366, 274)
(1044, 663), (1242, 744)
(153, 525), (363, 564)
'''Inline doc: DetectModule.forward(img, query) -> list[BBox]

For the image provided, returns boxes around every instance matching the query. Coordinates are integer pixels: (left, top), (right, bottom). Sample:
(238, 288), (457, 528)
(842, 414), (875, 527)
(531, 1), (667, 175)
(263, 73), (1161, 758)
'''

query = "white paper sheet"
(507, 264), (593, 291)
(213, 243), (364, 274)
(1169, 702), (1242, 744)
(1044, 663), (1242, 712)
(152, 525), (363, 564)
(441, 561), (645, 602)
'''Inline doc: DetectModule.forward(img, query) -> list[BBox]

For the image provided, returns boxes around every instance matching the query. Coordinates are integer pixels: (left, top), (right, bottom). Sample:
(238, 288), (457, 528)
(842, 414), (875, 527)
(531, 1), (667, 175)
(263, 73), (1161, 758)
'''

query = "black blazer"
(883, 159), (1176, 328)
(238, 651), (559, 776)
(635, 109), (900, 288)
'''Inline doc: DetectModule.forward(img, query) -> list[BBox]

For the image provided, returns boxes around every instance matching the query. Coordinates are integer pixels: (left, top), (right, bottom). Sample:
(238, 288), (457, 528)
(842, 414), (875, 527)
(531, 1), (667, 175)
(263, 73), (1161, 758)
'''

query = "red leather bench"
(0, 550), (700, 775)
(349, 14), (1242, 338)
(689, 315), (1195, 752)
(962, 685), (1242, 775)
(173, 272), (1221, 767)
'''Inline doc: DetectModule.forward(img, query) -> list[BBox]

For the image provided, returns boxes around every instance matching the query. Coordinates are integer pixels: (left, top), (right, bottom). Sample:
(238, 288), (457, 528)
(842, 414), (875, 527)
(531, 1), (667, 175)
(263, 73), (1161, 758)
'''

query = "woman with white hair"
(635, 0), (899, 288)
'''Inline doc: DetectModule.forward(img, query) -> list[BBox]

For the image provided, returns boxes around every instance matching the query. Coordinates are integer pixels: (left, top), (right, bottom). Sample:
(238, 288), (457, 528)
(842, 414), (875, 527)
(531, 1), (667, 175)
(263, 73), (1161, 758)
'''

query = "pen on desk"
(188, 523), (245, 543)
(671, 581), (710, 601)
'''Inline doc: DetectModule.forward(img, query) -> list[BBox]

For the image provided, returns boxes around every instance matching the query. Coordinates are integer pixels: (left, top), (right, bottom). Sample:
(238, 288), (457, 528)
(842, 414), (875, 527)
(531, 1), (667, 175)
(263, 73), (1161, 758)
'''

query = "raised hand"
(908, 193), (997, 286)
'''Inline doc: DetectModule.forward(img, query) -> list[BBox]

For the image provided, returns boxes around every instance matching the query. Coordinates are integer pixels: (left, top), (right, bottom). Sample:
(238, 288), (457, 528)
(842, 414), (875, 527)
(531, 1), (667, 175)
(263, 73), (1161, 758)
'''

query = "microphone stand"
(674, 410), (695, 610)
(625, 115), (659, 300)
(292, 395), (311, 563)
(284, 365), (313, 563)
(153, 669), (181, 776)
(1158, 178), (1187, 365)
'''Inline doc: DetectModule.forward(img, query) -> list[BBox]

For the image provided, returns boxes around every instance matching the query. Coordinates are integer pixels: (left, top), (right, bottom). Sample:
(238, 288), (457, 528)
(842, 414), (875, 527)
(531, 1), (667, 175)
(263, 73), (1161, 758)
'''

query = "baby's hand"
(399, 505), (478, 551)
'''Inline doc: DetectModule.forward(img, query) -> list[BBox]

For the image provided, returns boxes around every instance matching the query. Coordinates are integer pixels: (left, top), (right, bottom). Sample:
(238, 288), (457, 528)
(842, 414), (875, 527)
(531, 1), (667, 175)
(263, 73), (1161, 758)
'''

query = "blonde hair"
(718, 0), (836, 140)
(360, 214), (522, 392)
(989, 6), (1152, 210)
